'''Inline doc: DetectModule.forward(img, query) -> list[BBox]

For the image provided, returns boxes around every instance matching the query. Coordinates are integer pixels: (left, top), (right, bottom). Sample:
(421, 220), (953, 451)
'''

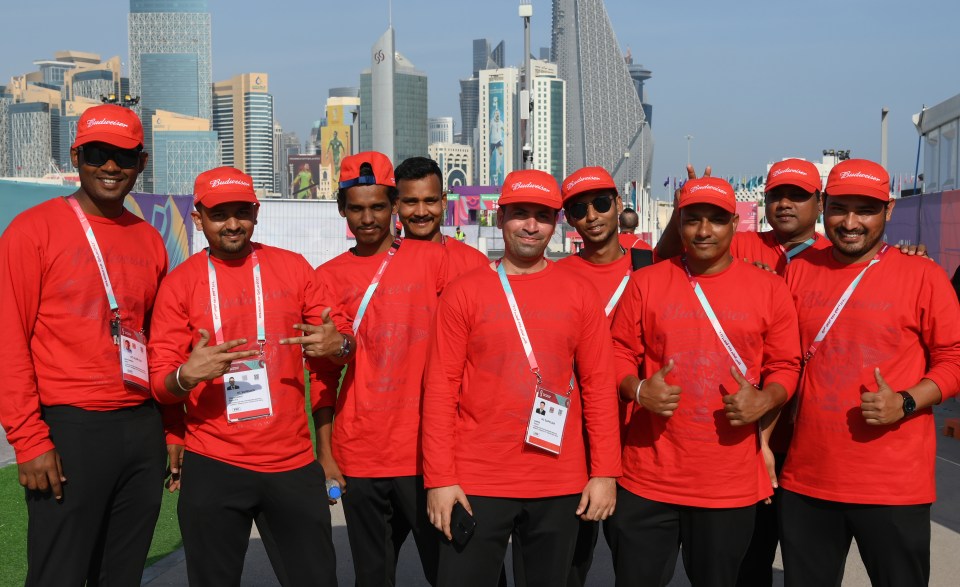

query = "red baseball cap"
(825, 159), (890, 202)
(765, 158), (822, 194)
(72, 104), (144, 150)
(338, 151), (395, 189)
(193, 167), (260, 208)
(498, 169), (562, 210)
(678, 177), (737, 214)
(561, 166), (617, 203)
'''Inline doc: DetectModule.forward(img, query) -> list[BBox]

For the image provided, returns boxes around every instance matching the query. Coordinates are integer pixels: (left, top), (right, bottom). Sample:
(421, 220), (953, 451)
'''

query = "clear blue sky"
(3, 0), (958, 196)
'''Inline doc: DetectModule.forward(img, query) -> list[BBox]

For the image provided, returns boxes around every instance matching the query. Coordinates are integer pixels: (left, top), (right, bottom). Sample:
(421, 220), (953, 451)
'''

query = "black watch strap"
(898, 391), (916, 416)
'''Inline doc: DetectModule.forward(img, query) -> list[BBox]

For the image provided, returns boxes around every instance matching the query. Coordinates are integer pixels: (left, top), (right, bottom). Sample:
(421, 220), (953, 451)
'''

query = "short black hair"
(394, 157), (443, 188)
(619, 208), (639, 229)
(337, 162), (398, 209)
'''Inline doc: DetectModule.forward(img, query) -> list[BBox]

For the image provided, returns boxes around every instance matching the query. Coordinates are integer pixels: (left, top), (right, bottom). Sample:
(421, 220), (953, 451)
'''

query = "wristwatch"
(898, 391), (916, 417)
(335, 334), (352, 359)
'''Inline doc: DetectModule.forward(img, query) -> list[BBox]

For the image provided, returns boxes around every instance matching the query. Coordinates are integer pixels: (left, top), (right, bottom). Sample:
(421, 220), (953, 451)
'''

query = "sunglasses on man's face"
(79, 145), (142, 169)
(566, 195), (614, 220)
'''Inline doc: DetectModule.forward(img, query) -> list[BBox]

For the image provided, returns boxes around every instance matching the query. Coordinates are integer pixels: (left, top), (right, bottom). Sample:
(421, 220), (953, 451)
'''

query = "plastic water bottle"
(325, 479), (342, 500)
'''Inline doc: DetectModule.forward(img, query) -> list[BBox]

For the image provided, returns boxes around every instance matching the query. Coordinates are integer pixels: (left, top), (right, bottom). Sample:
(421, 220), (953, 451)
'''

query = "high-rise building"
(552, 0), (652, 191)
(7, 102), (53, 178)
(478, 67), (519, 186)
(0, 87), (11, 176)
(150, 109), (219, 195)
(273, 120), (284, 195)
(460, 39), (505, 184)
(429, 117), (454, 145)
(529, 61), (566, 184)
(212, 73), (275, 191)
(129, 0), (213, 191)
(428, 142), (473, 190)
(359, 32), (427, 165)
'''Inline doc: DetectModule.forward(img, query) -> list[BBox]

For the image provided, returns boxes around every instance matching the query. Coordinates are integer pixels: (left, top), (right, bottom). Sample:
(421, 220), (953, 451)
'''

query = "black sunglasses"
(566, 195), (614, 220)
(79, 145), (143, 169)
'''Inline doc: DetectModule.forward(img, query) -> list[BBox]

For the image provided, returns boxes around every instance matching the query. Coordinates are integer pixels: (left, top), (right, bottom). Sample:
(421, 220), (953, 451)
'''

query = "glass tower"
(129, 0), (212, 192)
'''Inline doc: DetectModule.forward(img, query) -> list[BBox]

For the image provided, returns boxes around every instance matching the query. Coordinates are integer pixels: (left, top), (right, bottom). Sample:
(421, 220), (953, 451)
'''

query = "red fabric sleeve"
(422, 289), (471, 488)
(573, 289), (622, 478)
(760, 278), (802, 395)
(918, 262), (960, 399)
(0, 224), (53, 463)
(610, 276), (645, 388)
(148, 260), (195, 406)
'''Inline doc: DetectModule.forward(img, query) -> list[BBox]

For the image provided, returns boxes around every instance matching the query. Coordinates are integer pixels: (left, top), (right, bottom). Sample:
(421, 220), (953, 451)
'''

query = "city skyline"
(3, 0), (959, 195)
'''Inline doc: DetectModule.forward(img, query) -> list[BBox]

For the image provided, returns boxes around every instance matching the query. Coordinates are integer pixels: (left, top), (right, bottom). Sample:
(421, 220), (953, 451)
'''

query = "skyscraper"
(478, 67), (519, 186)
(460, 39), (505, 184)
(150, 109), (219, 196)
(212, 73), (275, 191)
(529, 61), (566, 185)
(625, 48), (654, 126)
(129, 0), (213, 192)
(552, 0), (652, 191)
(429, 117), (455, 145)
(359, 34), (427, 166)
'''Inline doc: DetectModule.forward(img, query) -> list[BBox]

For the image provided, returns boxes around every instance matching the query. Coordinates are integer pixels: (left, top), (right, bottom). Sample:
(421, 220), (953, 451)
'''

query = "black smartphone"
(450, 502), (476, 546)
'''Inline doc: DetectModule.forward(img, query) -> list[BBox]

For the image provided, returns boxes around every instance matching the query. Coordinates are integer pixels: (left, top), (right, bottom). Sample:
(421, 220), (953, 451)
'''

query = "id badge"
(524, 386), (570, 455)
(224, 359), (273, 423)
(119, 327), (149, 390)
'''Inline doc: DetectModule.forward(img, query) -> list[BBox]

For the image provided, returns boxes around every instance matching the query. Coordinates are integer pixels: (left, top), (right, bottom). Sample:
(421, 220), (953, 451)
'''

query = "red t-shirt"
(443, 237), (489, 280)
(149, 243), (345, 473)
(422, 262), (622, 498)
(731, 231), (830, 276)
(610, 258), (801, 508)
(557, 253), (636, 437)
(0, 197), (168, 464)
(618, 233), (653, 251)
(314, 239), (448, 477)
(781, 247), (960, 505)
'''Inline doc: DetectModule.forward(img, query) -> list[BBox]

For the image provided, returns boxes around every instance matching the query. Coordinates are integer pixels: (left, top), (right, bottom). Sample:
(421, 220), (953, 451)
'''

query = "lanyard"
(803, 245), (889, 364)
(353, 238), (402, 334)
(207, 248), (266, 354)
(682, 258), (750, 379)
(604, 271), (631, 317)
(779, 236), (817, 264)
(67, 196), (120, 315)
(496, 261), (542, 384)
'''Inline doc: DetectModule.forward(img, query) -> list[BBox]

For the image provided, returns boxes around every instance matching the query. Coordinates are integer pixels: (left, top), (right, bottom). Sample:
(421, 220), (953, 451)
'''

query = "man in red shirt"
(608, 177), (801, 586)
(617, 207), (653, 251)
(556, 166), (647, 585)
(423, 169), (621, 587)
(314, 151), (448, 586)
(395, 156), (488, 278)
(0, 104), (169, 585)
(148, 167), (350, 585)
(780, 159), (960, 586)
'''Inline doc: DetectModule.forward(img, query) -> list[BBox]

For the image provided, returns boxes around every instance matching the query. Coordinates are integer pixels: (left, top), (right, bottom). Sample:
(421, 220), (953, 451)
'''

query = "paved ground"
(142, 398), (960, 586)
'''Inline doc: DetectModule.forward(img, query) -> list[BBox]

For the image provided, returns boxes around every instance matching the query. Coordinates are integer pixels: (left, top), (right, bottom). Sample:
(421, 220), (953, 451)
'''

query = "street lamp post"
(685, 134), (693, 166)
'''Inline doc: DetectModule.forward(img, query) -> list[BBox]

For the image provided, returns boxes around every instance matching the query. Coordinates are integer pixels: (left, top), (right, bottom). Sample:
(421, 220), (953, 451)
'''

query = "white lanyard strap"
(207, 248), (266, 354)
(604, 272), (631, 317)
(682, 258), (751, 381)
(782, 237), (817, 263)
(353, 238), (402, 335)
(803, 245), (889, 364)
(67, 196), (119, 313)
(496, 261), (541, 383)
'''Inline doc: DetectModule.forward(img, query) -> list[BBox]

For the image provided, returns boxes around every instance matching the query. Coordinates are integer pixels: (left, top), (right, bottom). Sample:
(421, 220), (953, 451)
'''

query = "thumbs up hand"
(861, 368), (904, 426)
(723, 367), (770, 426)
(637, 359), (683, 417)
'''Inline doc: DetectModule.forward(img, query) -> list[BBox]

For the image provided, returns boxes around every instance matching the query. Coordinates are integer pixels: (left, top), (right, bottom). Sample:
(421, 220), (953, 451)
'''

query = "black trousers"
(736, 451), (786, 587)
(341, 475), (439, 587)
(25, 402), (165, 586)
(606, 486), (756, 587)
(178, 452), (337, 587)
(437, 494), (581, 587)
(568, 519), (600, 587)
(779, 489), (931, 587)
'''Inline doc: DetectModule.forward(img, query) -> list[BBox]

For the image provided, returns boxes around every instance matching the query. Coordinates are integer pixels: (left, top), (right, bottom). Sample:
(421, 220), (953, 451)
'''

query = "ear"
(191, 209), (203, 232)
(885, 198), (896, 220)
(70, 148), (80, 169)
(616, 196), (624, 216)
(138, 151), (148, 173)
(732, 213), (740, 232)
(253, 205), (260, 225)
